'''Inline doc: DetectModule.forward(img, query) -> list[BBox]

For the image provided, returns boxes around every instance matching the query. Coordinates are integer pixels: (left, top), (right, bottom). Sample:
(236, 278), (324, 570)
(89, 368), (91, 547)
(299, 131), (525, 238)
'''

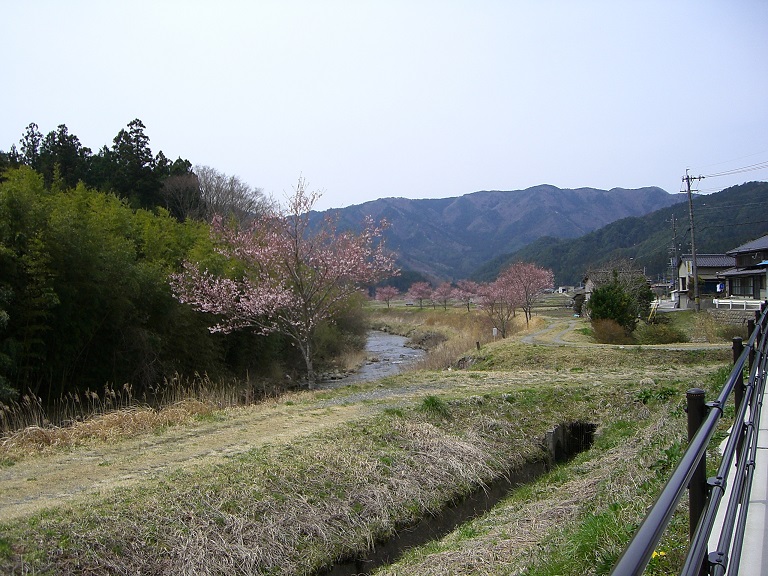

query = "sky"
(3, 1), (767, 211)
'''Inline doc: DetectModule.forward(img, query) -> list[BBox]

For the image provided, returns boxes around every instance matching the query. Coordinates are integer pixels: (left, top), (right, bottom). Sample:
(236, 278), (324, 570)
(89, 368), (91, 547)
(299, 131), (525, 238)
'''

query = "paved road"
(738, 384), (768, 575)
(706, 355), (767, 575)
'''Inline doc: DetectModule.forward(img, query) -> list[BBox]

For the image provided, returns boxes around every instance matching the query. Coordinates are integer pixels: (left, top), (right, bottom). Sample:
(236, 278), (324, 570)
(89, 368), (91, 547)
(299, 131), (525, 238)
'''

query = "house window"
(732, 277), (754, 297)
(680, 277), (687, 291)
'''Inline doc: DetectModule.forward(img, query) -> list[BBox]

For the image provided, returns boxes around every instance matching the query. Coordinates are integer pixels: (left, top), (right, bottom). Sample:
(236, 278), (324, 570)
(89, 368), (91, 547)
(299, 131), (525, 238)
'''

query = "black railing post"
(733, 337), (744, 411)
(749, 318), (757, 373)
(687, 389), (708, 546)
(733, 337), (746, 469)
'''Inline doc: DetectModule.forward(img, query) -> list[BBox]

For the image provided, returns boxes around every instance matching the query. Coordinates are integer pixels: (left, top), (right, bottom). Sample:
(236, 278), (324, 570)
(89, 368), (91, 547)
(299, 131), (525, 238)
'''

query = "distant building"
(677, 254), (735, 294)
(717, 234), (768, 301)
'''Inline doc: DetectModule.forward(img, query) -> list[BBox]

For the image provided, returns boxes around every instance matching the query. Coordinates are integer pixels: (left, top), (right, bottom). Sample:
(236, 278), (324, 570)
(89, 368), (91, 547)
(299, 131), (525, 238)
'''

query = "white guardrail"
(713, 299), (764, 310)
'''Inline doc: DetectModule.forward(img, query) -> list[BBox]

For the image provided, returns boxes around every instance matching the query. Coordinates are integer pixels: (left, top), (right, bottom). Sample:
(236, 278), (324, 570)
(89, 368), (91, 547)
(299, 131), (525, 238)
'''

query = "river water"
(321, 331), (424, 386)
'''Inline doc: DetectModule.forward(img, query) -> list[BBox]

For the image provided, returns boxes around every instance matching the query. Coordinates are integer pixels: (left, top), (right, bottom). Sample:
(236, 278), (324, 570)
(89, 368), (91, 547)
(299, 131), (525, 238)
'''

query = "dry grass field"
(0, 303), (735, 575)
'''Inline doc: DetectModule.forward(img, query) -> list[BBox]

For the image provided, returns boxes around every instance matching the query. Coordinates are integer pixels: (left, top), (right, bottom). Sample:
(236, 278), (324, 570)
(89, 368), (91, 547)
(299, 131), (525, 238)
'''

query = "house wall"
(677, 263), (727, 294)
(735, 251), (768, 267)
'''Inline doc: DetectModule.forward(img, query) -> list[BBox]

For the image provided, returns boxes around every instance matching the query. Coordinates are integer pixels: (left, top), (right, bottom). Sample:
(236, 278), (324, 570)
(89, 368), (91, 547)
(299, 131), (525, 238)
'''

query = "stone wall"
(707, 308), (759, 326)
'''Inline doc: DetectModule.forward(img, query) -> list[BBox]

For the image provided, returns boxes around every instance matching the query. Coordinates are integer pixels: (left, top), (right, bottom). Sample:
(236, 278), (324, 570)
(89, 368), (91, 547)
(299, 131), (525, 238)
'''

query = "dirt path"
(521, 317), (582, 345)
(1, 372), (467, 522)
(0, 313), (723, 522)
(0, 399), (368, 521)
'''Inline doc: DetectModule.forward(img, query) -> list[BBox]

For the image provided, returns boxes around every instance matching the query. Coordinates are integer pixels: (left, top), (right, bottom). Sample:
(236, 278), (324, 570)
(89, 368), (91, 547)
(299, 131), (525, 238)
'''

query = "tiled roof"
(719, 266), (767, 278)
(727, 234), (768, 255)
(680, 254), (736, 268)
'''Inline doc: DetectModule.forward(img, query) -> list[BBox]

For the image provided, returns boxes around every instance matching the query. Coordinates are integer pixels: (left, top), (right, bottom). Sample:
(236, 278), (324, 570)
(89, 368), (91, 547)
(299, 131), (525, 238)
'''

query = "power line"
(694, 201), (768, 212)
(700, 159), (768, 179)
(696, 150), (768, 171)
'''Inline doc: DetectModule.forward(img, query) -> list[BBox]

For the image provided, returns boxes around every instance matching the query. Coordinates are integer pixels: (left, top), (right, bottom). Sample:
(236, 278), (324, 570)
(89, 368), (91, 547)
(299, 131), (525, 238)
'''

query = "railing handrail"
(610, 302), (768, 576)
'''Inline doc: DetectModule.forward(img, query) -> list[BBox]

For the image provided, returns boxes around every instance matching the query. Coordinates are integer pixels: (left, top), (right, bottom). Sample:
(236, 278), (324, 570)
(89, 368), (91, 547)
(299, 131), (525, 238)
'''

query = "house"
(677, 254), (735, 294)
(717, 234), (768, 302)
(674, 254), (735, 308)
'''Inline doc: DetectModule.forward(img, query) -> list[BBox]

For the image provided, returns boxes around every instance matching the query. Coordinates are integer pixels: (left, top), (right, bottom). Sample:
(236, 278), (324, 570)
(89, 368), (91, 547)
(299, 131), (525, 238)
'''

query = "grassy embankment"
(0, 301), (736, 575)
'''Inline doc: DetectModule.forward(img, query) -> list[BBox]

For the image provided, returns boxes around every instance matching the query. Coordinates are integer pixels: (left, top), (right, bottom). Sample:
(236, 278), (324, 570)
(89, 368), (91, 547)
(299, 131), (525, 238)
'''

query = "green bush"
(418, 395), (450, 418)
(587, 283), (638, 333)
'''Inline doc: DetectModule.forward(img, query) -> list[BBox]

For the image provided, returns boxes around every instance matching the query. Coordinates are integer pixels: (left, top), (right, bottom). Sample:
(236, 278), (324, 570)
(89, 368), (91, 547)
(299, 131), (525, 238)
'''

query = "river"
(320, 331), (424, 386)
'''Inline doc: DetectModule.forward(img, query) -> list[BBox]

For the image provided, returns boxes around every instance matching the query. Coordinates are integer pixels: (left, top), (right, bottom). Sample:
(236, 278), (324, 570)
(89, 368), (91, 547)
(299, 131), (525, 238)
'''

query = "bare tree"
(195, 165), (267, 224)
(160, 173), (203, 221)
(586, 258), (651, 309)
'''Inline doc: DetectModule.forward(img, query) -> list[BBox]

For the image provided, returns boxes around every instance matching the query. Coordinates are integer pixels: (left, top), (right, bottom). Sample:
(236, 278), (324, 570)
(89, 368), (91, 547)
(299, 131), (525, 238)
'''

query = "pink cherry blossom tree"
(170, 177), (397, 387)
(406, 281), (432, 309)
(453, 279), (479, 312)
(500, 262), (554, 325)
(476, 262), (554, 336)
(432, 282), (454, 311)
(476, 277), (521, 338)
(376, 285), (401, 309)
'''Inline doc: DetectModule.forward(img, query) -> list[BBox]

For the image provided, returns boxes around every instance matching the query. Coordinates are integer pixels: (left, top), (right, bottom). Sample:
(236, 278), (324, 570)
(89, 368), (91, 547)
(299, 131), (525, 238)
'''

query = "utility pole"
(668, 215), (678, 297)
(683, 170), (704, 311)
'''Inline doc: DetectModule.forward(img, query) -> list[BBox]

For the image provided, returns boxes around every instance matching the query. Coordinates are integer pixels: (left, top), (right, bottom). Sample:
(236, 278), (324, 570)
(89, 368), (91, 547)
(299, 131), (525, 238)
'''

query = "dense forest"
(0, 121), (367, 404)
(475, 181), (768, 285)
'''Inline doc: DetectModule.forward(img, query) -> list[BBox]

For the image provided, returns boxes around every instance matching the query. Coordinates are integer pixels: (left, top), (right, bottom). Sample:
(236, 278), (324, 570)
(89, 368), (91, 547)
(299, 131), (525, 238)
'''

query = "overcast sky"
(3, 1), (767, 210)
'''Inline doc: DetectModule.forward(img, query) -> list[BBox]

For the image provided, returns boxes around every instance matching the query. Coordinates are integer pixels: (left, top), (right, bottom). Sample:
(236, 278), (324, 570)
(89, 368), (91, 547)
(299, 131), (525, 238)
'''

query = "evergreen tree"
(110, 119), (163, 208)
(587, 281), (638, 333)
(38, 124), (92, 188)
(19, 123), (43, 169)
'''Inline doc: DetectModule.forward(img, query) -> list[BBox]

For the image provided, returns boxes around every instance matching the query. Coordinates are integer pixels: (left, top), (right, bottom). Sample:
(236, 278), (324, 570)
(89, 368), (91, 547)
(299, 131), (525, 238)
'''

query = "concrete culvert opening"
(319, 421), (597, 576)
(545, 421), (598, 465)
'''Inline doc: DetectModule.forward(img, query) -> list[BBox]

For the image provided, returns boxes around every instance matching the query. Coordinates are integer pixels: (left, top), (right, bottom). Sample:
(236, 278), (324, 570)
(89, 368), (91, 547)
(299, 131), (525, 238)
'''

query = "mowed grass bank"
(0, 315), (732, 575)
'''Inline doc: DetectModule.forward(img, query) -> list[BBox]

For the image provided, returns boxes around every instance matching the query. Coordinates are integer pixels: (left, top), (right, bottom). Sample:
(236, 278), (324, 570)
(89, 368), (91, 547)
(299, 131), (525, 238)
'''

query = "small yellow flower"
(652, 550), (667, 559)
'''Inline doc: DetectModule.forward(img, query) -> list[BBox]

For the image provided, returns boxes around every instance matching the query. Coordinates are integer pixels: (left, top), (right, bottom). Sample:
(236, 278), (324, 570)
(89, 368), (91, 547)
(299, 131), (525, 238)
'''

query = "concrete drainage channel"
(320, 421), (597, 576)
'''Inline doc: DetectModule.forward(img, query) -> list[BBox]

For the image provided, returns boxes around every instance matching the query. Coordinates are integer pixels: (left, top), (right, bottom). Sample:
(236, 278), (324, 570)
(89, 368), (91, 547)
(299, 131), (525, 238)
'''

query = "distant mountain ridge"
(318, 185), (686, 281)
(483, 181), (768, 286)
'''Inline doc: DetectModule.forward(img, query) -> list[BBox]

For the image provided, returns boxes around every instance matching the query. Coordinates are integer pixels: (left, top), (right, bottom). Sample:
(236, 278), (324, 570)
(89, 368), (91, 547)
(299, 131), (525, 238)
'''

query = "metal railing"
(610, 302), (768, 576)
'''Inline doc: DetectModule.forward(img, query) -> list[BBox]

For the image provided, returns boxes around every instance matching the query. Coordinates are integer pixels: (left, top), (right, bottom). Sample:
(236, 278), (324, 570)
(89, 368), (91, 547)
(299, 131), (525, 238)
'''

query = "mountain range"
(492, 181), (768, 285)
(316, 181), (768, 287)
(318, 185), (686, 282)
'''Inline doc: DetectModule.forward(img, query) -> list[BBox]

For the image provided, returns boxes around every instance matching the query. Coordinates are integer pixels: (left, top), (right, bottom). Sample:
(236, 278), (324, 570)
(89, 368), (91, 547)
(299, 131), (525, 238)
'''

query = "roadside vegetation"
(0, 298), (737, 575)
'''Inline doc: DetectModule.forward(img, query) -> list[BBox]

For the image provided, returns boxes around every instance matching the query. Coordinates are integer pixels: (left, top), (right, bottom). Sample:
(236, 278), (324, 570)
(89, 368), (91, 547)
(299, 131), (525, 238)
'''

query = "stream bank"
(320, 421), (597, 576)
(320, 331), (425, 387)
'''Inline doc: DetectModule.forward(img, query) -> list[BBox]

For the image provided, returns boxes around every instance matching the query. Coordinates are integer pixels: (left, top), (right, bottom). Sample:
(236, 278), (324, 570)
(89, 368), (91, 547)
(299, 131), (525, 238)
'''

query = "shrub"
(586, 270), (653, 334)
(587, 283), (638, 333)
(717, 323), (750, 342)
(592, 319), (635, 344)
(634, 323), (689, 345)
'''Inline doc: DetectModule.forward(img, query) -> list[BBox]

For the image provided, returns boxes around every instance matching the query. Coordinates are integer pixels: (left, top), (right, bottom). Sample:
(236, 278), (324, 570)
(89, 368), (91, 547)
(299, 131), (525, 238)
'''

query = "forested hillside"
(316, 186), (686, 280)
(477, 181), (768, 285)
(0, 121), (370, 405)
